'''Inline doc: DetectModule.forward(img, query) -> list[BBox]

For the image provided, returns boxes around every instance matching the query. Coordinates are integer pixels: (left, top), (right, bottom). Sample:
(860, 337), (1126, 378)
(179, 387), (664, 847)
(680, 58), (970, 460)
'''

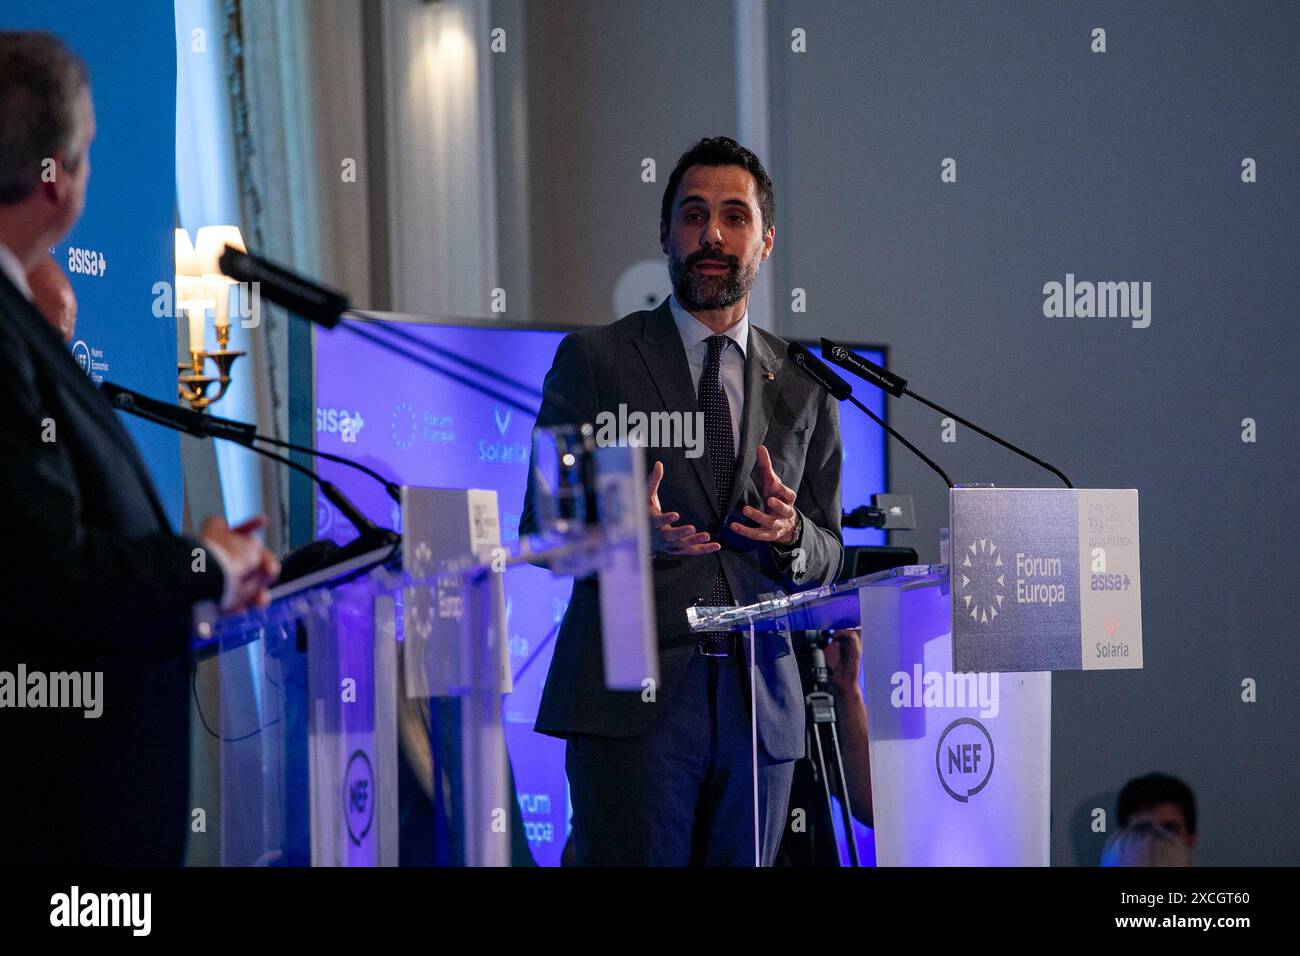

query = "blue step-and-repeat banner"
(1, 0), (182, 523)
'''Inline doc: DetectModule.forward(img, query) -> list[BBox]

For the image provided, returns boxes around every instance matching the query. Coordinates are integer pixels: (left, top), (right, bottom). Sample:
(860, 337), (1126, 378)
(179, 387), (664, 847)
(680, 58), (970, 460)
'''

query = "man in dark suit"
(522, 137), (843, 865)
(0, 30), (278, 865)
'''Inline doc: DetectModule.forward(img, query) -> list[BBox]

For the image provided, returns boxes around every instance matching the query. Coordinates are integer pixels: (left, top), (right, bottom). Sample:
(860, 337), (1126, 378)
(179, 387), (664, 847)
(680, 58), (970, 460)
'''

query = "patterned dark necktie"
(698, 334), (736, 657)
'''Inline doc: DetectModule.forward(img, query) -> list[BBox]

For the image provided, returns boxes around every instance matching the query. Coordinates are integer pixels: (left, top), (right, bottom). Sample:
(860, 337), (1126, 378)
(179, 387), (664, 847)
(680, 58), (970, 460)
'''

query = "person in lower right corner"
(1099, 771), (1197, 866)
(1116, 772), (1198, 852)
(1100, 821), (1192, 867)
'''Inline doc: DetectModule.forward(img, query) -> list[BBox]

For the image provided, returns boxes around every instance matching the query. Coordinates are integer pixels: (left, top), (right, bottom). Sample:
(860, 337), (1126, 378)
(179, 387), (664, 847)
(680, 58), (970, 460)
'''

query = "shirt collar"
(668, 293), (748, 358)
(0, 242), (32, 301)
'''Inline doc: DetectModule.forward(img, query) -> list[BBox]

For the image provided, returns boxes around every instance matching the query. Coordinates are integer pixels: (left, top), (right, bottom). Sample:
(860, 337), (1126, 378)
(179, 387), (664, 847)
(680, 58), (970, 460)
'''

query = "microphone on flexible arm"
(100, 381), (401, 502)
(101, 380), (257, 443)
(217, 248), (350, 329)
(218, 246), (542, 418)
(785, 341), (953, 489)
(102, 382), (399, 581)
(820, 338), (1073, 488)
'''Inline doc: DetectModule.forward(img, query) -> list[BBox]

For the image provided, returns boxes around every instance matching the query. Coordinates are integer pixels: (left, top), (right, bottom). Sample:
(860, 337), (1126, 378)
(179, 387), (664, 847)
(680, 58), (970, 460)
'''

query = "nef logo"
(344, 750), (375, 846)
(936, 718), (995, 803)
(71, 340), (91, 374)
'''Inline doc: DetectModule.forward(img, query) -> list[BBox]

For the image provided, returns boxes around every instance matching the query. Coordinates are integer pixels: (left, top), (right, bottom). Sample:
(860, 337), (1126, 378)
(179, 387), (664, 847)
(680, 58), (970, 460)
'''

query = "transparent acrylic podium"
(191, 443), (655, 867)
(193, 540), (526, 867)
(193, 558), (401, 867)
(689, 564), (1052, 867)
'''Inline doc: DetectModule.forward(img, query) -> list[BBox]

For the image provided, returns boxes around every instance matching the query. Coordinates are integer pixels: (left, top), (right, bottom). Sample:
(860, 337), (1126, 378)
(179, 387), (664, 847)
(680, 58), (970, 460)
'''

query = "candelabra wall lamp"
(175, 225), (247, 411)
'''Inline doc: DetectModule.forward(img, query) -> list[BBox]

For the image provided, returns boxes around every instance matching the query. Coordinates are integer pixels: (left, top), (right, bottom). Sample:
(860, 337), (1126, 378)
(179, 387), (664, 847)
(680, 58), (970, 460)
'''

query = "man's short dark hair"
(1118, 772), (1197, 835)
(660, 136), (774, 235)
(0, 31), (90, 205)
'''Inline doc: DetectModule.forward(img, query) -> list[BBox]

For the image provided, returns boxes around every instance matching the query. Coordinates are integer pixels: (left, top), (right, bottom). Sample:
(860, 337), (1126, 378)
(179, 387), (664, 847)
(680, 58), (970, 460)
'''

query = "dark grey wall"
(765, 0), (1299, 866)
(517, 0), (1300, 865)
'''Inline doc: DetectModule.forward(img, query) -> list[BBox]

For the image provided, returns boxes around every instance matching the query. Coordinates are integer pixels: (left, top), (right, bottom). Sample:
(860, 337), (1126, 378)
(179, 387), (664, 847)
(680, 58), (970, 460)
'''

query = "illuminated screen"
(314, 318), (887, 865)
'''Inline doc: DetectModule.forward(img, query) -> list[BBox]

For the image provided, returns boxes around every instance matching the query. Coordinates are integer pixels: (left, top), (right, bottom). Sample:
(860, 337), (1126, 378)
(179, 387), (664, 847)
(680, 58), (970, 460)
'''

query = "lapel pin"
(765, 371), (776, 381)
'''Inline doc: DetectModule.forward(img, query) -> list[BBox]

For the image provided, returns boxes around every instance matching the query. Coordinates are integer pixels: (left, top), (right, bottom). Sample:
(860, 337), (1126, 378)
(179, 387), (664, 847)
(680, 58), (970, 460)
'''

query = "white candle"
(187, 303), (206, 354)
(204, 274), (231, 331)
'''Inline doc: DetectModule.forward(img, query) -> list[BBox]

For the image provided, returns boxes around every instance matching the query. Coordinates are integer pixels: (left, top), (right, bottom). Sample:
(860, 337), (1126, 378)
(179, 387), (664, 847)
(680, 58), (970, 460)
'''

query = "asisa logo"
(316, 407), (365, 443)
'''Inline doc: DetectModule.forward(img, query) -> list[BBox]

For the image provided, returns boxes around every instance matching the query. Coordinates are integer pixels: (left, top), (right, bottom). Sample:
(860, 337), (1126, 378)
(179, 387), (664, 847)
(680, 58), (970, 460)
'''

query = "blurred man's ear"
(659, 219), (668, 255)
(41, 152), (82, 223)
(38, 160), (67, 205)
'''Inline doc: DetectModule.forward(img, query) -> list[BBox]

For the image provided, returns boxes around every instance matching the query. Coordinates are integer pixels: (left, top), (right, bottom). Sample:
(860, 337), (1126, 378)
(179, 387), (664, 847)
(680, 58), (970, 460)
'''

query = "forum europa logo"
(958, 538), (1005, 624)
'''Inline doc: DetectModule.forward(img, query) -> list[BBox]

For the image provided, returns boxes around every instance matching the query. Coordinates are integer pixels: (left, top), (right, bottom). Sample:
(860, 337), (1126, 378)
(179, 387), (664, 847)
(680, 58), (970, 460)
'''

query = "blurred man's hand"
(201, 515), (280, 612)
(824, 626), (874, 827)
(27, 254), (76, 344)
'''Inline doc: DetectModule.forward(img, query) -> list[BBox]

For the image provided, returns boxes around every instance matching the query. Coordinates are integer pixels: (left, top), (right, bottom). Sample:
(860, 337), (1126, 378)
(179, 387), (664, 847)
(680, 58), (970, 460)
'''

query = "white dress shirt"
(668, 293), (748, 454)
(0, 242), (33, 300)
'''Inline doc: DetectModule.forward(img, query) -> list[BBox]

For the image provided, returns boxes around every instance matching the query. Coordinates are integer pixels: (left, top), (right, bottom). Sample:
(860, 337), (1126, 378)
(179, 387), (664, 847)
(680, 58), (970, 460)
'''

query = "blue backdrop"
(1, 1), (182, 523)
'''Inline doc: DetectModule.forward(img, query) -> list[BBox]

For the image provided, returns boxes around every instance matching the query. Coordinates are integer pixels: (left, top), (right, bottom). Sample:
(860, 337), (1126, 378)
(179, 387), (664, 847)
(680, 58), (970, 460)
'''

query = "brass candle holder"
(178, 320), (245, 410)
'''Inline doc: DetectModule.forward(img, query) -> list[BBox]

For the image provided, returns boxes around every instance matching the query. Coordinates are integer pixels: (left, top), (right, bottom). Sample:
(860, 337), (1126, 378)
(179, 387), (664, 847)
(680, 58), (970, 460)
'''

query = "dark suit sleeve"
(519, 332), (600, 539)
(0, 326), (224, 660)
(770, 387), (844, 590)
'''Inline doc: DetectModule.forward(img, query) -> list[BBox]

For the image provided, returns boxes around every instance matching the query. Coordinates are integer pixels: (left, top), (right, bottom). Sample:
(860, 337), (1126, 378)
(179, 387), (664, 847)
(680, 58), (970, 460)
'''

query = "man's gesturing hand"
(729, 444), (800, 545)
(647, 460), (720, 557)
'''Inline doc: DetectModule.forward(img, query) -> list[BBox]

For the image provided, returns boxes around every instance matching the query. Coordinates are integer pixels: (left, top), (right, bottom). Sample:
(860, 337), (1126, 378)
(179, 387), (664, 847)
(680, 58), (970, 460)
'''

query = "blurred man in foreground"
(0, 30), (278, 865)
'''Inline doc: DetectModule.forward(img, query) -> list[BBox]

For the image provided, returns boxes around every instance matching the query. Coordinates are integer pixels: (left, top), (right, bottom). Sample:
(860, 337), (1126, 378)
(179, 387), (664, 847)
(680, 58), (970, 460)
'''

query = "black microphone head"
(820, 337), (908, 397)
(786, 341), (852, 401)
(218, 246), (350, 328)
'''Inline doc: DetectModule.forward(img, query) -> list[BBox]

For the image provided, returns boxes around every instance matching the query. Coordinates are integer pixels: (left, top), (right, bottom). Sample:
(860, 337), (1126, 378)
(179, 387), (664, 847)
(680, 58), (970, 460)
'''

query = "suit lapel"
(632, 300), (719, 513)
(725, 328), (781, 519)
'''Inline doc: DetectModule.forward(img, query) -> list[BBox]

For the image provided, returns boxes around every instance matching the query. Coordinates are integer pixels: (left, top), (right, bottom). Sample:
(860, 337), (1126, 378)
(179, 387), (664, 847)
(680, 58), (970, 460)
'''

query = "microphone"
(820, 340), (908, 397)
(102, 381), (401, 502)
(786, 340), (853, 401)
(218, 247), (350, 329)
(786, 341), (953, 488)
(820, 338), (1073, 488)
(104, 382), (399, 570)
(102, 380), (256, 444)
(218, 246), (543, 418)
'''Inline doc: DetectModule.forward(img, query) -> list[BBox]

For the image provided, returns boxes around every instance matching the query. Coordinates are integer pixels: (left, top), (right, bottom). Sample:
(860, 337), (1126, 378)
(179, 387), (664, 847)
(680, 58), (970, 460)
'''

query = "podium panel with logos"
(687, 487), (1141, 866)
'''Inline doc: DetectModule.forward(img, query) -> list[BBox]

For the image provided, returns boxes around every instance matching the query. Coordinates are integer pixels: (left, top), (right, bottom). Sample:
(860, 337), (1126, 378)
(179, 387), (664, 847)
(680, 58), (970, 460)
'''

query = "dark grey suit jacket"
(520, 300), (843, 761)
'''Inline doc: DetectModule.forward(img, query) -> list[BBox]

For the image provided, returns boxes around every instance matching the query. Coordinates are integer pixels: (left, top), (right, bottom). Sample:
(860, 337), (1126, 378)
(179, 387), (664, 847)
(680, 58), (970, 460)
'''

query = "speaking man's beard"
(667, 248), (761, 312)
